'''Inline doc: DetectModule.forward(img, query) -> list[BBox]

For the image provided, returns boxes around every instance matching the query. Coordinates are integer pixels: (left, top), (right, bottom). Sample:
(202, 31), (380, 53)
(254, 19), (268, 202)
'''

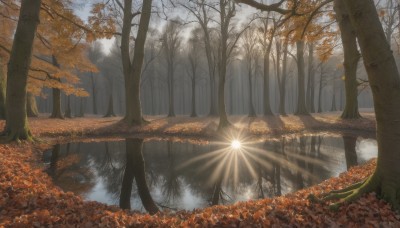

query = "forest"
(0, 0), (400, 227)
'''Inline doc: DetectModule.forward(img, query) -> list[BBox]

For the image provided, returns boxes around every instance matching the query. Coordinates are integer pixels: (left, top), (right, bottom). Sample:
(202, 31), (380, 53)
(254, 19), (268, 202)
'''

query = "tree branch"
(236, 0), (292, 14)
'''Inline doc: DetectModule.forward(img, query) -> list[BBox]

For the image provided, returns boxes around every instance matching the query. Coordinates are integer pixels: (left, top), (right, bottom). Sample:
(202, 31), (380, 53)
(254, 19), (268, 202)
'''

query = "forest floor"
(1, 111), (399, 227)
(2, 111), (376, 141)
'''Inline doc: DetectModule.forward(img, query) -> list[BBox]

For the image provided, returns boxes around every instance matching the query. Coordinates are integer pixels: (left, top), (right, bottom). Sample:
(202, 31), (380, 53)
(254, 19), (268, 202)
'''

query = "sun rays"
(175, 132), (333, 204)
(231, 140), (241, 150)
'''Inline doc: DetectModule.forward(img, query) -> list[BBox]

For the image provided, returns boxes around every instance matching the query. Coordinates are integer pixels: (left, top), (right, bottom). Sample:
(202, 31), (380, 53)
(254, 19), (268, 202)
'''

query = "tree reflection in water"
(120, 138), (159, 214)
(43, 134), (376, 212)
(343, 135), (358, 169)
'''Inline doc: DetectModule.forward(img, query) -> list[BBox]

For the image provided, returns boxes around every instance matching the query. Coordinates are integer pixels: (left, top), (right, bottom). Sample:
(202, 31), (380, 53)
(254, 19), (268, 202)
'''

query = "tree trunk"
(306, 43), (315, 113)
(343, 135), (358, 169)
(190, 77), (197, 117)
(248, 69), (256, 117)
(0, 63), (6, 119)
(335, 0), (362, 119)
(209, 75), (218, 116)
(218, 62), (230, 129)
(4, 0), (41, 140)
(199, 15), (218, 117)
(279, 41), (288, 115)
(167, 65), (175, 117)
(121, 0), (152, 125)
(330, 92), (337, 112)
(263, 49), (273, 115)
(27, 93), (39, 117)
(331, 79), (337, 112)
(150, 78), (155, 115)
(64, 95), (72, 118)
(50, 56), (64, 119)
(90, 73), (97, 115)
(318, 69), (323, 113)
(76, 97), (85, 117)
(295, 40), (309, 115)
(217, 1), (233, 130)
(104, 93), (115, 117)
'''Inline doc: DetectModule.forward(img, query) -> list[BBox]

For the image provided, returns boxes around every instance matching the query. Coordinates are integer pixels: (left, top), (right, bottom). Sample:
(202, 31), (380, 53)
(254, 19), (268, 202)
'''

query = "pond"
(43, 133), (377, 213)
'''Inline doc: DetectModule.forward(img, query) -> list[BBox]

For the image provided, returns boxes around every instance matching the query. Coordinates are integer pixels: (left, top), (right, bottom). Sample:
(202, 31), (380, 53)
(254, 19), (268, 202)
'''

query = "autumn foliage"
(0, 0), (106, 98)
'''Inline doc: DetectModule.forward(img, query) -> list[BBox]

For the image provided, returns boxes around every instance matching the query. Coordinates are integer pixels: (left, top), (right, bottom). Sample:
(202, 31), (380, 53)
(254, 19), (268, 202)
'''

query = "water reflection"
(120, 139), (159, 214)
(43, 134), (377, 212)
(343, 135), (358, 169)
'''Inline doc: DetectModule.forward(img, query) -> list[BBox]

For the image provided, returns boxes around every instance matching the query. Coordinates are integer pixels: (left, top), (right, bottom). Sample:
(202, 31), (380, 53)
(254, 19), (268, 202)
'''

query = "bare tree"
(306, 42), (316, 113)
(117, 0), (153, 125)
(242, 26), (259, 117)
(181, 0), (219, 116)
(257, 14), (277, 116)
(186, 27), (203, 117)
(215, 0), (245, 130)
(161, 20), (183, 117)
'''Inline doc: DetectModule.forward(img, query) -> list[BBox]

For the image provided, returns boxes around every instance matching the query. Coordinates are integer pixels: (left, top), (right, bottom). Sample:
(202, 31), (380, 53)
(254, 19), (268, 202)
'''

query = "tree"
(36, 1), (96, 119)
(186, 28), (203, 117)
(257, 14), (277, 116)
(119, 0), (152, 125)
(27, 93), (39, 117)
(91, 0), (152, 125)
(295, 39), (309, 115)
(181, 0), (219, 116)
(0, 1), (17, 120)
(161, 20), (183, 117)
(306, 43), (316, 113)
(242, 26), (259, 117)
(334, 0), (361, 119)
(278, 37), (290, 115)
(3, 0), (41, 141)
(0, 62), (6, 119)
(64, 95), (72, 118)
(215, 0), (244, 130)
(87, 42), (103, 116)
(102, 57), (116, 118)
(49, 56), (64, 119)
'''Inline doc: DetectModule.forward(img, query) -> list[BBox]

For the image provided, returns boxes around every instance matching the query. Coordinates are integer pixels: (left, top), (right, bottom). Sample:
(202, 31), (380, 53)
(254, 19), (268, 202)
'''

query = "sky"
(75, 1), (261, 55)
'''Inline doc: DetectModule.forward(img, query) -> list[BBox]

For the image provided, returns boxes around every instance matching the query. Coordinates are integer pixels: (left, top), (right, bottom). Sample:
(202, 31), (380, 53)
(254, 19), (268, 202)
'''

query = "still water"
(43, 134), (377, 212)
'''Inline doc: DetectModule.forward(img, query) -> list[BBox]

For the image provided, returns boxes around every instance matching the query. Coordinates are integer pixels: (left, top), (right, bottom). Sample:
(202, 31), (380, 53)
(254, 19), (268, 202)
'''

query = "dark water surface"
(43, 134), (377, 212)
